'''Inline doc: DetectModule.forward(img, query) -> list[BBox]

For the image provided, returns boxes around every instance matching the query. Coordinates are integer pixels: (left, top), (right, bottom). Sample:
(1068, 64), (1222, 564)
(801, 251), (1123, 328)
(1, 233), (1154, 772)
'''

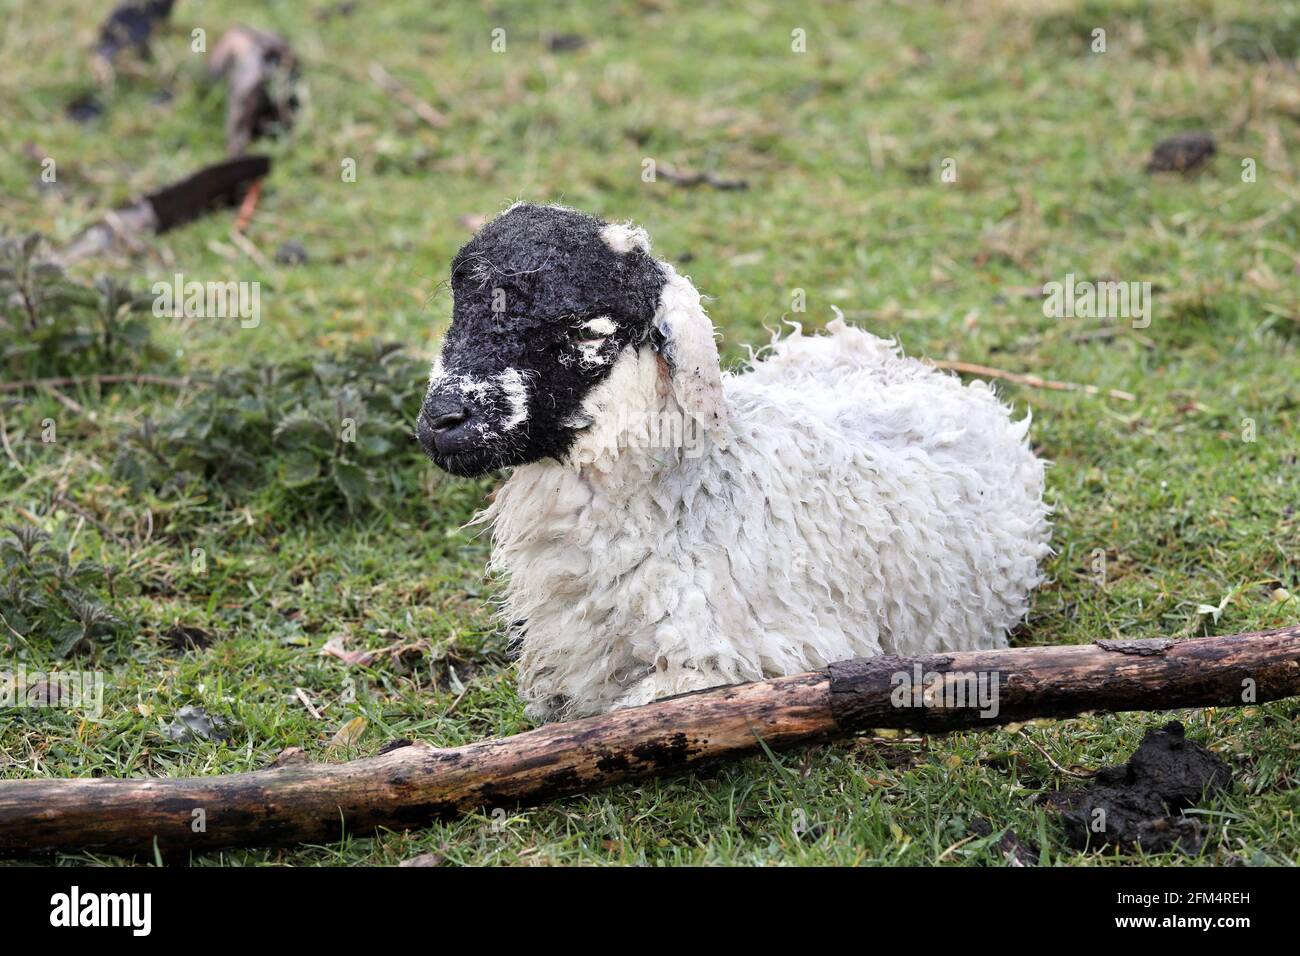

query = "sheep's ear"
(652, 264), (728, 440)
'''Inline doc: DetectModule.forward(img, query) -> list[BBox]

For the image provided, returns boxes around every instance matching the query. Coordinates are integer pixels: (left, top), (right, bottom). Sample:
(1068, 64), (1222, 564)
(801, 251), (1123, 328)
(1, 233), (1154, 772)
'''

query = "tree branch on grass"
(0, 627), (1295, 857)
(927, 359), (1137, 401)
(0, 374), (190, 394)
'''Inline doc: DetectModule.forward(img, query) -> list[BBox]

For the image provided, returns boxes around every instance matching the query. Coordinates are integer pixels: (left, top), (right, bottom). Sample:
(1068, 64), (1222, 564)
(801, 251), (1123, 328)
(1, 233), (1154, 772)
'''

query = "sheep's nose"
(430, 409), (469, 432)
(418, 394), (476, 457)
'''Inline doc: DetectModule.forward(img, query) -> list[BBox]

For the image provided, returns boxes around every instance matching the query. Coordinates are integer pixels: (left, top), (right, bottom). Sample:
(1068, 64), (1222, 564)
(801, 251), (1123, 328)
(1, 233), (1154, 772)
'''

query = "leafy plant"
(0, 232), (161, 381)
(0, 524), (124, 658)
(113, 341), (431, 515)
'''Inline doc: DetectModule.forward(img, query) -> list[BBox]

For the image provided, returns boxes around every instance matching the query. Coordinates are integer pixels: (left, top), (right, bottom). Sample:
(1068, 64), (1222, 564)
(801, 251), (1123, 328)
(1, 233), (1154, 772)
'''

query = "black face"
(417, 204), (668, 477)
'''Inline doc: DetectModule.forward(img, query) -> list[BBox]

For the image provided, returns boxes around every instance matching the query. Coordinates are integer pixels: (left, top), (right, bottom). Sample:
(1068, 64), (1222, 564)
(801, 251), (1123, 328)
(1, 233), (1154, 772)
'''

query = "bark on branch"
(1, 627), (1297, 857)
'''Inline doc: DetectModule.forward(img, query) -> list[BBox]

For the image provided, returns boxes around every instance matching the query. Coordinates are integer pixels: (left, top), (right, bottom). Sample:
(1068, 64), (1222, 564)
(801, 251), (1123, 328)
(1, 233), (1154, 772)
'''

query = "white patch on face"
(427, 357), (444, 389)
(600, 222), (651, 255)
(498, 368), (529, 430)
(456, 375), (492, 402)
(578, 343), (609, 367)
(432, 369), (527, 441)
(574, 316), (615, 368)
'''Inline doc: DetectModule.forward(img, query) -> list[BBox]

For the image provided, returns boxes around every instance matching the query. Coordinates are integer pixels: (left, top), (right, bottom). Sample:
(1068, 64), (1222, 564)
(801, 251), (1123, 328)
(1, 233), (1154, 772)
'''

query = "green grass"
(1, 0), (1298, 866)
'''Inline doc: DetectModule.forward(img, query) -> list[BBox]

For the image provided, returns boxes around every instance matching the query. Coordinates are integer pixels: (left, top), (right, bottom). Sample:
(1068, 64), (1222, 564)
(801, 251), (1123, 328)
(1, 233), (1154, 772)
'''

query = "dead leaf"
(327, 715), (367, 754)
(322, 633), (431, 668)
(322, 635), (379, 667)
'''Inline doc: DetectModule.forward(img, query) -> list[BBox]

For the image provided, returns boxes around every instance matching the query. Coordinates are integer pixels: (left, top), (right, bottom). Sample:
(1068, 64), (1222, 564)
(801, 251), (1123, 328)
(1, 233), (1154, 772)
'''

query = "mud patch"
(164, 624), (215, 651)
(1043, 722), (1231, 854)
(65, 93), (105, 124)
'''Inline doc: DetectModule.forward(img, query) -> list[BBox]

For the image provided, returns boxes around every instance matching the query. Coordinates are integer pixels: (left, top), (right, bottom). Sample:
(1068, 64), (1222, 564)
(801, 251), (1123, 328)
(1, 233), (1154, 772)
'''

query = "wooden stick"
(0, 374), (190, 394)
(656, 163), (749, 191)
(0, 413), (23, 472)
(233, 178), (263, 234)
(927, 359), (1137, 402)
(1, 627), (1296, 856)
(368, 62), (449, 130)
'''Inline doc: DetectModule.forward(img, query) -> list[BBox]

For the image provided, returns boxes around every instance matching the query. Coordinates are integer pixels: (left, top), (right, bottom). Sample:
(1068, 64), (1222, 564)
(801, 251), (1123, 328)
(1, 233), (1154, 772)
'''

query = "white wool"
(577, 321), (613, 368)
(480, 310), (1051, 722)
(498, 368), (529, 430)
(600, 222), (652, 255)
(653, 264), (728, 442)
(577, 344), (610, 367)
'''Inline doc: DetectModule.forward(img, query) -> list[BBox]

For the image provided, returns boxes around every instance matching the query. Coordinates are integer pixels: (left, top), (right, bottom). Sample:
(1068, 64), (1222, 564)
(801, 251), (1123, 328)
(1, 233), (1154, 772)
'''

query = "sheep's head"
(419, 203), (726, 477)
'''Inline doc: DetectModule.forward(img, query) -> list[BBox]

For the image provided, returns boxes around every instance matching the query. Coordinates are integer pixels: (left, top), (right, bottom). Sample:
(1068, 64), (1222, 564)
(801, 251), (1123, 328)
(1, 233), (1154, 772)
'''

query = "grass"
(1, 0), (1297, 866)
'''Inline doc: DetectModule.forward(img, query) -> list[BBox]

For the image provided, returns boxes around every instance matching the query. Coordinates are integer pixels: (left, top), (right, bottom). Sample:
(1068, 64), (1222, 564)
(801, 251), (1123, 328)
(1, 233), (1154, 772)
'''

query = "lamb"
(417, 203), (1052, 722)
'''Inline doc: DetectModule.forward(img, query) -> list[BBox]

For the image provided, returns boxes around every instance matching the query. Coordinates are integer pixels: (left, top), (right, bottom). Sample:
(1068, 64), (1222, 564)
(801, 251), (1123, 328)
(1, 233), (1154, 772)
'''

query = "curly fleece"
(426, 204), (1052, 721)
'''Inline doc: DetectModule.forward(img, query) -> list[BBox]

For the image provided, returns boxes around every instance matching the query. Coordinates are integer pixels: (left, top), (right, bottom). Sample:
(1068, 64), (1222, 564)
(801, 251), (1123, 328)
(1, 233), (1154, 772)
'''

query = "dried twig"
(53, 494), (128, 546)
(657, 163), (748, 190)
(0, 374), (190, 394)
(1016, 729), (1098, 779)
(368, 62), (448, 129)
(227, 227), (272, 269)
(0, 414), (23, 472)
(40, 385), (85, 415)
(0, 608), (27, 644)
(443, 683), (472, 717)
(294, 688), (323, 720)
(927, 359), (1136, 401)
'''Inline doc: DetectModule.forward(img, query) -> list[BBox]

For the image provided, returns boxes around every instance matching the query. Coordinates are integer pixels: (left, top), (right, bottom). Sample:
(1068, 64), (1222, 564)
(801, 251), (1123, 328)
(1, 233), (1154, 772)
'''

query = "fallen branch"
(0, 413), (23, 472)
(53, 157), (270, 265)
(927, 358), (1136, 402)
(657, 163), (749, 190)
(1, 627), (1296, 856)
(0, 374), (190, 394)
